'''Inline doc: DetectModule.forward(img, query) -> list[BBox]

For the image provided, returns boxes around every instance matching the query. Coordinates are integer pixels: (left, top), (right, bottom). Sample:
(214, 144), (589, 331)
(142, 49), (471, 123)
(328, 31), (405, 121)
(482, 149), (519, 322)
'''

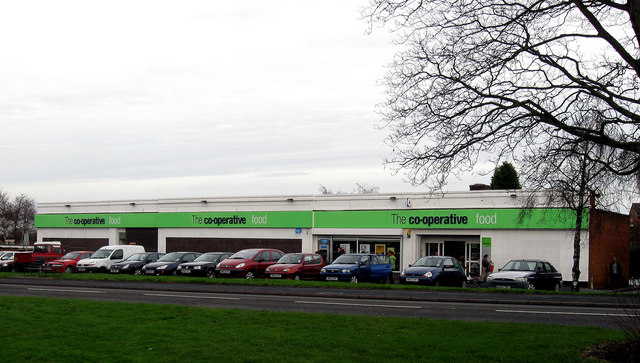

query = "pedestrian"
(479, 254), (490, 284)
(609, 257), (623, 289)
(336, 247), (345, 257)
(387, 250), (396, 284)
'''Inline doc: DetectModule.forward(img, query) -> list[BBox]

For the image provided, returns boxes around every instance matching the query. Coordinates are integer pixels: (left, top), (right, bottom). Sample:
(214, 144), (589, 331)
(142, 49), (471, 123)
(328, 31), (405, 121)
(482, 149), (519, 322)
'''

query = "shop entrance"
(423, 239), (481, 278)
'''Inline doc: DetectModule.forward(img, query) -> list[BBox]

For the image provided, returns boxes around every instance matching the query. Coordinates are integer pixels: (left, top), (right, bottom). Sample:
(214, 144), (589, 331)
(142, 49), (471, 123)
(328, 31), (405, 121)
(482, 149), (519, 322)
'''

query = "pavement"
(0, 276), (637, 308)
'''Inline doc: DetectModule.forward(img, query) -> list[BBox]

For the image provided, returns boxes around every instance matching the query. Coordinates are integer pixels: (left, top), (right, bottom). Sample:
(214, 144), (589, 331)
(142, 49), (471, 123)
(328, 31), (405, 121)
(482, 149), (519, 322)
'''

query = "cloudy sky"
(0, 0), (484, 203)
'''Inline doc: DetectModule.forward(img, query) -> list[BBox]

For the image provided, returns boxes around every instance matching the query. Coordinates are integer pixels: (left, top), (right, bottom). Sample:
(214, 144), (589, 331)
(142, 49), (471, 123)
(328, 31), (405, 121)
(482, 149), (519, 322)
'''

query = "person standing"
(387, 250), (396, 284)
(609, 257), (623, 289)
(480, 254), (490, 284)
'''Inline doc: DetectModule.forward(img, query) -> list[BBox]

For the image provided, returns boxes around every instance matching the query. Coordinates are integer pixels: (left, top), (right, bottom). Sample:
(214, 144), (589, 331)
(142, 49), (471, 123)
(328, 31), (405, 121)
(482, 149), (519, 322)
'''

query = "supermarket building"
(35, 190), (630, 288)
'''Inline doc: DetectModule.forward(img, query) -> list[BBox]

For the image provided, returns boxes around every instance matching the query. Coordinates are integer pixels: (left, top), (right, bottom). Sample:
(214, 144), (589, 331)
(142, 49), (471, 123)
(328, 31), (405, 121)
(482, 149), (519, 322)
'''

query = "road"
(0, 278), (634, 329)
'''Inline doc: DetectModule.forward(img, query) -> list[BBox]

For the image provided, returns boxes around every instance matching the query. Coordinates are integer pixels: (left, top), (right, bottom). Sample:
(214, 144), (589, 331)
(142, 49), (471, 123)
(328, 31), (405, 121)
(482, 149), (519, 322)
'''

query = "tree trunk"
(572, 205), (584, 292)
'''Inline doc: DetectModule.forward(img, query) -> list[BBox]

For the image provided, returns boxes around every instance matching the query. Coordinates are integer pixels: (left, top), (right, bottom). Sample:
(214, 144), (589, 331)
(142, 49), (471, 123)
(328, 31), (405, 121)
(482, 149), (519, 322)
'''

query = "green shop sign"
(35, 211), (313, 229)
(313, 208), (585, 229)
(35, 208), (585, 230)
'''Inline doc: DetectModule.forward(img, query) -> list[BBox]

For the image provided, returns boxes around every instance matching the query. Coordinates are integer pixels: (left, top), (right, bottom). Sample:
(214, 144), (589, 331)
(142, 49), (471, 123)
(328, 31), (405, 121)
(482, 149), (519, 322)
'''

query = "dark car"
(177, 252), (232, 278)
(141, 252), (201, 276)
(320, 253), (392, 283)
(399, 256), (467, 287)
(0, 252), (17, 271)
(110, 252), (165, 275)
(215, 248), (285, 279)
(41, 251), (95, 273)
(485, 259), (563, 291)
(265, 253), (326, 280)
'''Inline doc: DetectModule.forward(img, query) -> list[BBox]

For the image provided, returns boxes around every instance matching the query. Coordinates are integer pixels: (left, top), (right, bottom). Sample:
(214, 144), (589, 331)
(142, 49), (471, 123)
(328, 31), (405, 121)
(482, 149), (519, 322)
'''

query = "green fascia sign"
(312, 208), (586, 229)
(35, 211), (313, 229)
(35, 208), (586, 230)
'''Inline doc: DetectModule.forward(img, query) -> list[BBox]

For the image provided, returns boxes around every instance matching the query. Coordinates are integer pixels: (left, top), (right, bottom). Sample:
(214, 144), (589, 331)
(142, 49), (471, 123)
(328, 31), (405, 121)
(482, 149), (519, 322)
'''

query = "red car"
(41, 251), (94, 273)
(265, 253), (326, 280)
(215, 248), (284, 279)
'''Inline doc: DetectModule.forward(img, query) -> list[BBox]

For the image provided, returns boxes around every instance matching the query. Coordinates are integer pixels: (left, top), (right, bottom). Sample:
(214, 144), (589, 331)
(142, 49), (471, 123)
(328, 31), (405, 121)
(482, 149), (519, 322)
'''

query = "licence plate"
(182, 270), (190, 273)
(271, 274), (281, 278)
(145, 270), (154, 274)
(77, 267), (85, 272)
(326, 277), (338, 281)
(406, 277), (419, 282)
(497, 285), (511, 289)
(220, 270), (231, 274)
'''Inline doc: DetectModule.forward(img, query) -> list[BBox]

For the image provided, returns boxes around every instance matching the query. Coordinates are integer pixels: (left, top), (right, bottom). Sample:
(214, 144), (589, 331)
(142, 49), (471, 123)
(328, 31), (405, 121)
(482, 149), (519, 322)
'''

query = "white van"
(76, 244), (145, 273)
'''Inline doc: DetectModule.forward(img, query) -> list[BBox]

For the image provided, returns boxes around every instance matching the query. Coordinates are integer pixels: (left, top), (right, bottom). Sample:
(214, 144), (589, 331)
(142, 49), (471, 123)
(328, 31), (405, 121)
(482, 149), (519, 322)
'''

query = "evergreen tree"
(490, 162), (521, 190)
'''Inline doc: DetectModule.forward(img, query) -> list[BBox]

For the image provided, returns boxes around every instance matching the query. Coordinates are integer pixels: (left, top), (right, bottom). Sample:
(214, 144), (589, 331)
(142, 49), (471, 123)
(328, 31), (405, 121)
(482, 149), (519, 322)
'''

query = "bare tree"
(364, 0), (640, 189)
(318, 184), (381, 195)
(7, 194), (37, 245)
(520, 110), (636, 290)
(0, 190), (10, 244)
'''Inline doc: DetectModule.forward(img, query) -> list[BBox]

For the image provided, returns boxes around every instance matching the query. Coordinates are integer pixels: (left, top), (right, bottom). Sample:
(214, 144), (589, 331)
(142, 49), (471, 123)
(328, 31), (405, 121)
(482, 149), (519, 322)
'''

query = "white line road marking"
(144, 293), (240, 300)
(28, 288), (104, 294)
(295, 300), (421, 309)
(496, 309), (629, 317)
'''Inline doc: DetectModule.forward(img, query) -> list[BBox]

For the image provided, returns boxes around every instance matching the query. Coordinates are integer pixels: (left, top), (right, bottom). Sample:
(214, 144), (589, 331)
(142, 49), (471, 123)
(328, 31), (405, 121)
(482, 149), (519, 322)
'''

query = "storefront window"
(321, 237), (401, 271)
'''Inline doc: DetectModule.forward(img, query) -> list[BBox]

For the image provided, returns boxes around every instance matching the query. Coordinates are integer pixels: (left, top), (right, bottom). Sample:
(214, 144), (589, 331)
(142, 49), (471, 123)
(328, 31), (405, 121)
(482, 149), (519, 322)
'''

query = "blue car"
(320, 253), (392, 283)
(399, 256), (467, 287)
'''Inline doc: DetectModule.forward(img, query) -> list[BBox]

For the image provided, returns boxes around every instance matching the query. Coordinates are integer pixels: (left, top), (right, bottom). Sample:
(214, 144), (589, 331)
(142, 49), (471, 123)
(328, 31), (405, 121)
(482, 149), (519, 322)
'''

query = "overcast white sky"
(0, 0), (485, 203)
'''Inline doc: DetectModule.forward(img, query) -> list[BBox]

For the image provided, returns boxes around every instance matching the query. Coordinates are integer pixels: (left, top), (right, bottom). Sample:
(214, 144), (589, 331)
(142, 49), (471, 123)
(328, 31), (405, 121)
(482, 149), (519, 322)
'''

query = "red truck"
(13, 242), (65, 272)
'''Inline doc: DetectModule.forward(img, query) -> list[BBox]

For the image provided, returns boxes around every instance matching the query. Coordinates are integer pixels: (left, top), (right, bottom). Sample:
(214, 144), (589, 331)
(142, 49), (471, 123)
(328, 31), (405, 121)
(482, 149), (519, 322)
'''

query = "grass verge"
(0, 295), (624, 362)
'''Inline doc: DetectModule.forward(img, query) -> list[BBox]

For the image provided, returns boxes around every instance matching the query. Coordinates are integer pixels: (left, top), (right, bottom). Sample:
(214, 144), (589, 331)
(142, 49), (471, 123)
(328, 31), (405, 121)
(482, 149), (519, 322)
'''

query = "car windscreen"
(333, 255), (361, 264)
(91, 249), (113, 259)
(413, 257), (443, 268)
(60, 252), (82, 260)
(502, 260), (536, 271)
(124, 253), (146, 262)
(277, 254), (303, 264)
(158, 253), (183, 262)
(194, 253), (222, 262)
(229, 250), (260, 259)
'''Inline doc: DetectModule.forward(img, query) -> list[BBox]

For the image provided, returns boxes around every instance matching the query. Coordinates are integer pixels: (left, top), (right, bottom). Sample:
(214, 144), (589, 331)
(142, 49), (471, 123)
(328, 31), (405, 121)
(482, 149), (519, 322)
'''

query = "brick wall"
(588, 209), (630, 288)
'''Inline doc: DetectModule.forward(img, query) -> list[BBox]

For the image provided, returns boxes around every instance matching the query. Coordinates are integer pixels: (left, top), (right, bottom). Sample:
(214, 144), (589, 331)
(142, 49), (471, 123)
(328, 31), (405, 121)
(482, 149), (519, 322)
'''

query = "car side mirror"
(408, 264), (413, 267)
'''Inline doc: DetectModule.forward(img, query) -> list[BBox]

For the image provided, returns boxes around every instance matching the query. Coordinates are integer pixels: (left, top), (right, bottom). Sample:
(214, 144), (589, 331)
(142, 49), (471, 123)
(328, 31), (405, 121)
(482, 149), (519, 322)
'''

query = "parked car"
(177, 252), (232, 277)
(215, 248), (285, 279)
(485, 259), (563, 291)
(110, 252), (165, 275)
(265, 253), (326, 280)
(399, 256), (467, 287)
(0, 252), (16, 271)
(141, 252), (201, 276)
(76, 245), (145, 273)
(320, 253), (392, 283)
(41, 251), (94, 273)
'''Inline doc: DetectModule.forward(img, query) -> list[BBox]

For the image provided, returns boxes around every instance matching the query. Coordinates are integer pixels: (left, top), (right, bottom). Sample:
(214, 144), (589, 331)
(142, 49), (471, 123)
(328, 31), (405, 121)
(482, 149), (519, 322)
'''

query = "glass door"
(465, 242), (480, 278)
(425, 242), (443, 256)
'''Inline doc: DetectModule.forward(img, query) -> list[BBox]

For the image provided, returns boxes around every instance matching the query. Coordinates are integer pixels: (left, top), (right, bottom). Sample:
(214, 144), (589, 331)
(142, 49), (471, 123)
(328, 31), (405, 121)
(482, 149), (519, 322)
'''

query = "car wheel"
(245, 270), (255, 279)
(134, 269), (142, 276)
(99, 267), (107, 274)
(293, 273), (301, 281)
(527, 283), (536, 290)
(64, 266), (74, 274)
(461, 280), (467, 288)
(554, 282), (561, 292)
(350, 275), (359, 283)
(434, 279), (441, 287)
(207, 270), (216, 278)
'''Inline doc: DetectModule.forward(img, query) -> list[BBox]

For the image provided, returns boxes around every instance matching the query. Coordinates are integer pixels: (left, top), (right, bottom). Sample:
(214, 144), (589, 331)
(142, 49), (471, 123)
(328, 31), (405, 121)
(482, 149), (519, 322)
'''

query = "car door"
(254, 251), (272, 276)
(441, 258), (457, 285)
(370, 255), (391, 281)
(534, 261), (550, 289)
(301, 254), (314, 279)
(358, 255), (372, 281)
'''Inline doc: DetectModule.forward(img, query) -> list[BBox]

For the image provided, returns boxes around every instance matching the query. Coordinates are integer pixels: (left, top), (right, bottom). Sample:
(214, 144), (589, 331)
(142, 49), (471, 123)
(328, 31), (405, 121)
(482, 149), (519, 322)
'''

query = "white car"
(76, 245), (145, 273)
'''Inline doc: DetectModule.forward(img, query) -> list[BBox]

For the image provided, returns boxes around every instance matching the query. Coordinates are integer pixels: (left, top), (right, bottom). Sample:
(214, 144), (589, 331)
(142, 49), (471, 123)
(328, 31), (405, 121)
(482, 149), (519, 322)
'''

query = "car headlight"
(194, 266), (201, 270)
(236, 263), (246, 269)
(123, 264), (129, 269)
(487, 275), (494, 280)
(515, 277), (527, 282)
(157, 265), (168, 270)
(320, 268), (326, 273)
(341, 269), (350, 273)
(283, 268), (291, 273)
(400, 270), (406, 277)
(89, 261), (96, 266)
(423, 271), (433, 278)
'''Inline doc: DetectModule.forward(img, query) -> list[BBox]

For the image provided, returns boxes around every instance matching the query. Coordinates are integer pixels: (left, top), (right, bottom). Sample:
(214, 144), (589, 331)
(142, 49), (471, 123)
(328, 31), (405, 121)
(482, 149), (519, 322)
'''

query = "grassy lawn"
(0, 295), (624, 362)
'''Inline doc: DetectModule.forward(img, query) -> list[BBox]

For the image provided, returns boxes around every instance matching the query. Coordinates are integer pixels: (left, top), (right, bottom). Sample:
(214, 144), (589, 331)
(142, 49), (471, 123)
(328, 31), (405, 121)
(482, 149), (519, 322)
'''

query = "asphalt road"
(0, 277), (635, 329)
